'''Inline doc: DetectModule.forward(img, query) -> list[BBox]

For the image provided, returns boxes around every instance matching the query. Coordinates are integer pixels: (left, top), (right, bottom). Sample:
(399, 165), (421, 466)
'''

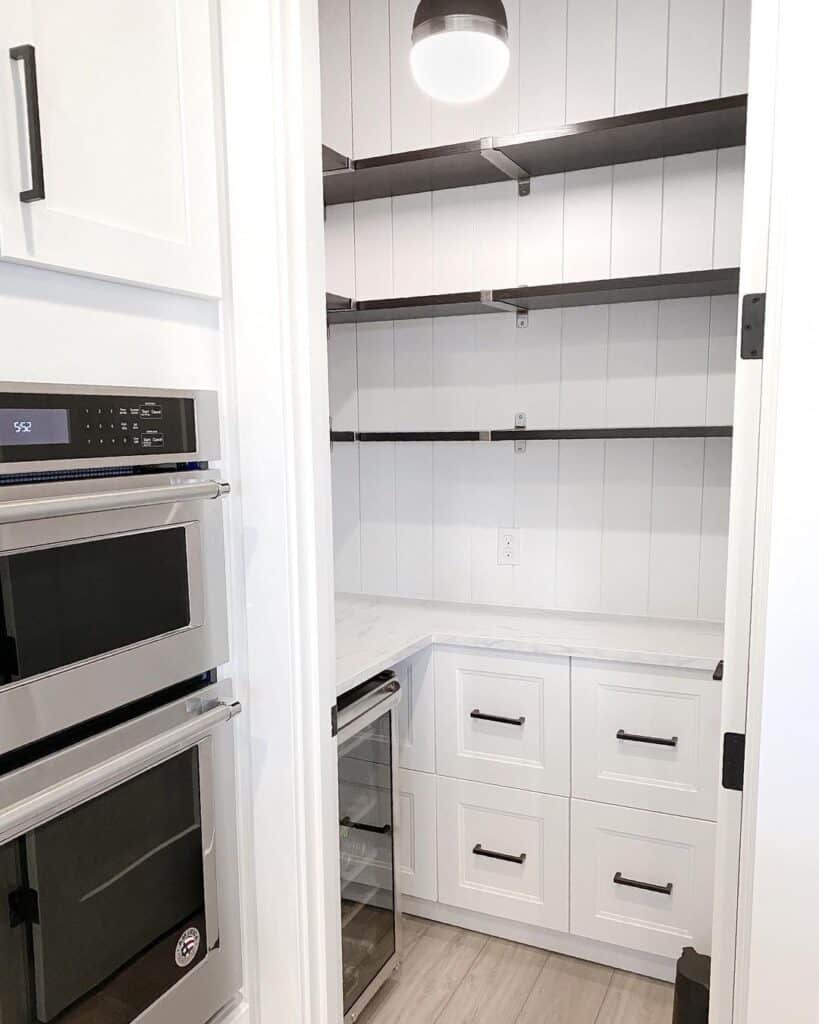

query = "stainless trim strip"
(0, 700), (241, 843)
(0, 478), (230, 524)
(411, 13), (509, 45)
(337, 680), (401, 740)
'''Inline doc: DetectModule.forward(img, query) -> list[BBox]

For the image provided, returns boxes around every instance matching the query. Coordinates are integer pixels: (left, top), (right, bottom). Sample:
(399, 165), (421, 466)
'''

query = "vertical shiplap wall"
(319, 0), (751, 160)
(329, 295), (735, 620)
(322, 0), (750, 623)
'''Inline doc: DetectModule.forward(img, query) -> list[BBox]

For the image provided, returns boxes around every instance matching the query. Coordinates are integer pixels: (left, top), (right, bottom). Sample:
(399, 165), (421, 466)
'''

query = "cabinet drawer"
(571, 799), (716, 959)
(437, 777), (569, 930)
(571, 660), (721, 819)
(398, 769), (437, 902)
(435, 649), (570, 795)
(396, 649), (435, 773)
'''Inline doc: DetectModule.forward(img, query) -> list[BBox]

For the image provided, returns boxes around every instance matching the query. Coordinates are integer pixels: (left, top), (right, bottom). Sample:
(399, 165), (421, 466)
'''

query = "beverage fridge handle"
(0, 701), (241, 844)
(0, 478), (230, 524)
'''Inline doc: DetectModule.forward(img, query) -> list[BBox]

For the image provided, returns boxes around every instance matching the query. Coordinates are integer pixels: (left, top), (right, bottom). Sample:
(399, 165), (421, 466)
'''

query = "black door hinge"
(741, 293), (766, 359)
(722, 732), (746, 791)
(713, 659), (724, 681)
(8, 887), (39, 928)
(330, 704), (338, 738)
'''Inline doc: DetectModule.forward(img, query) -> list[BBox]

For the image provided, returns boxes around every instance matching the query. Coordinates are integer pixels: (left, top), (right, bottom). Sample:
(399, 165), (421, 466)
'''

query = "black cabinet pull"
(613, 871), (673, 895)
(472, 843), (526, 865)
(9, 45), (45, 202)
(616, 729), (678, 747)
(340, 816), (391, 835)
(470, 709), (525, 727)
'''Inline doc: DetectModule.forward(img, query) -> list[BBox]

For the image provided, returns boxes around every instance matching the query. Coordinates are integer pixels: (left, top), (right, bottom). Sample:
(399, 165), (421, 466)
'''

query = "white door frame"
(708, 0), (780, 1020)
(217, 0), (342, 1021)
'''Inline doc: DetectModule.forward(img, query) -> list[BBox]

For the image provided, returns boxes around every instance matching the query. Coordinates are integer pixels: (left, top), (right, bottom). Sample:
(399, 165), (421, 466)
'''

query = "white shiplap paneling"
(328, 292), (736, 619)
(614, 0), (669, 115)
(667, 0), (725, 106)
(359, 442), (397, 594)
(328, 0), (751, 157)
(565, 0), (617, 124)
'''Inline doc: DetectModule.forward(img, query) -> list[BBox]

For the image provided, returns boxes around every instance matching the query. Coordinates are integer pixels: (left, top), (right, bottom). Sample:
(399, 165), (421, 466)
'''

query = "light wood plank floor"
(358, 917), (674, 1024)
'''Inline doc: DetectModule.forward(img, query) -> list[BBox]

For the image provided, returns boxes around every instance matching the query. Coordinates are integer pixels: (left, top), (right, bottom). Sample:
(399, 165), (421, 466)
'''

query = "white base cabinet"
(571, 660), (721, 819)
(436, 776), (569, 931)
(392, 644), (720, 971)
(570, 798), (716, 959)
(435, 648), (570, 796)
(398, 768), (437, 902)
(0, 0), (221, 295)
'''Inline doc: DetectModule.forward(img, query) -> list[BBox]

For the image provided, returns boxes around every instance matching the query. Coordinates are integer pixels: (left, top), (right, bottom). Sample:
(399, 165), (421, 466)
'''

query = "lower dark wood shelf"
(332, 426), (732, 443)
(326, 269), (739, 325)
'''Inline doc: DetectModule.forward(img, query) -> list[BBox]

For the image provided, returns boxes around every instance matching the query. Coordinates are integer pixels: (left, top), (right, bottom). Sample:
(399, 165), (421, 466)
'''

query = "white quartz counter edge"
(335, 596), (724, 696)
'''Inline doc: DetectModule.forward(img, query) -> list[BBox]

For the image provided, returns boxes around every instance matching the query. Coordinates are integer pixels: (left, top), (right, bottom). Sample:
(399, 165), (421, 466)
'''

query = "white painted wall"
(320, 0), (752, 159)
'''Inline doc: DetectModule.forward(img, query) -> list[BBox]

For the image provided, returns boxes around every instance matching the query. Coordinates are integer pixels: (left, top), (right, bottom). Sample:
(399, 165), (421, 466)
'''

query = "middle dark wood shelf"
(326, 269), (739, 325)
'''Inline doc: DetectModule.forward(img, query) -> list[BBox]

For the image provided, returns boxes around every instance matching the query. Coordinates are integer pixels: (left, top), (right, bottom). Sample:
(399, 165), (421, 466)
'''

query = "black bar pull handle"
(613, 871), (673, 896)
(340, 816), (391, 835)
(10, 45), (45, 202)
(616, 729), (678, 748)
(473, 843), (526, 865)
(471, 709), (525, 727)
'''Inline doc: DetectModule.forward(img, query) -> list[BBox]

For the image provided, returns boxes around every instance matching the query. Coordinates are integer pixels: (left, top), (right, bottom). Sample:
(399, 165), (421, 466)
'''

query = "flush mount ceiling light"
(410, 0), (510, 104)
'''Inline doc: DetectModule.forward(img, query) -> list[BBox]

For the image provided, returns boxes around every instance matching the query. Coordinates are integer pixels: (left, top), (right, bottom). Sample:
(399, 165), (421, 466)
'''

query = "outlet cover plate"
(497, 528), (520, 566)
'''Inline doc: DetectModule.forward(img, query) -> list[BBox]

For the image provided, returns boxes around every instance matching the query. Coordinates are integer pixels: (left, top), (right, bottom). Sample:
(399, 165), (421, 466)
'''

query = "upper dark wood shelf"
(326, 269), (739, 325)
(323, 95), (747, 206)
(322, 145), (351, 173)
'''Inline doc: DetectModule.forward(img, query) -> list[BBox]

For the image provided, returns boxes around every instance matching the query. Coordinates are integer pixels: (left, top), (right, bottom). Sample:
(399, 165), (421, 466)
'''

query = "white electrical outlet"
(497, 528), (520, 566)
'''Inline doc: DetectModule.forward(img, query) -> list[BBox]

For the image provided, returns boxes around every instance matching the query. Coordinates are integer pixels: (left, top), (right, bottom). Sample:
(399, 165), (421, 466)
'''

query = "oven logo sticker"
(175, 927), (201, 968)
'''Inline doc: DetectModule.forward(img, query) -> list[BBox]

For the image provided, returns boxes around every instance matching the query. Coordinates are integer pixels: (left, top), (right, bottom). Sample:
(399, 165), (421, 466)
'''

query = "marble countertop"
(335, 593), (724, 695)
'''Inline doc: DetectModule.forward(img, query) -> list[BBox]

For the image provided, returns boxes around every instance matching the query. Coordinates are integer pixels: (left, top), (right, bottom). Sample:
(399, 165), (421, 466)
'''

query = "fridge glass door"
(338, 708), (396, 1014)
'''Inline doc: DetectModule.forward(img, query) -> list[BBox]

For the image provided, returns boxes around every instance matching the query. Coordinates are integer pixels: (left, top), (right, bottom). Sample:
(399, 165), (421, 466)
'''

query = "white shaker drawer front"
(571, 799), (716, 960)
(398, 768), (437, 902)
(396, 649), (436, 773)
(435, 649), (570, 795)
(437, 777), (569, 930)
(571, 661), (721, 819)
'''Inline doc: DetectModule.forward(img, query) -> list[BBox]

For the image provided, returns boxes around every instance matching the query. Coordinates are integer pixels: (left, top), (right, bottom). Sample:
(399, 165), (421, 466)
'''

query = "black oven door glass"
(338, 709), (396, 1014)
(0, 748), (207, 1024)
(0, 527), (191, 685)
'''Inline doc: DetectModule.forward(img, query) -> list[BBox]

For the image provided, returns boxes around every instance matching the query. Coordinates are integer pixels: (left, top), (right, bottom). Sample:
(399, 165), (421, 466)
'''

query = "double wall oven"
(0, 383), (240, 1024)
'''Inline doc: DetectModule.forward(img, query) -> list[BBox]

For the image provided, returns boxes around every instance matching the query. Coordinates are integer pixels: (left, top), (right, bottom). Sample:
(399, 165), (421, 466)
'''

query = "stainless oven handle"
(0, 700), (241, 844)
(0, 478), (231, 524)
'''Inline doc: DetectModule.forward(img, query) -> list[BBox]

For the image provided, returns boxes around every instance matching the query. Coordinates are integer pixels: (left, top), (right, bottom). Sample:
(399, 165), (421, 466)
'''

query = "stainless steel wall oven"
(0, 383), (229, 757)
(0, 676), (242, 1024)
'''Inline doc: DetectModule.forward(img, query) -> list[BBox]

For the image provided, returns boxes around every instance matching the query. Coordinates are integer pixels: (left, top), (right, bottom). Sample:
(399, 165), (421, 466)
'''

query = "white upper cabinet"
(0, 0), (221, 296)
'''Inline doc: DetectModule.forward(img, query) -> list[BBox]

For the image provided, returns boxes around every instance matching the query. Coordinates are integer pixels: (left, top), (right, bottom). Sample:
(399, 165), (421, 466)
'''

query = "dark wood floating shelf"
(322, 145), (351, 174)
(332, 426), (733, 443)
(326, 269), (740, 324)
(323, 95), (747, 206)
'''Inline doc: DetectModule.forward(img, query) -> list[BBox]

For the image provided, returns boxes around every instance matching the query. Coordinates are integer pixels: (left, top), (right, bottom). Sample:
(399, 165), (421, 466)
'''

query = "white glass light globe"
(410, 29), (510, 103)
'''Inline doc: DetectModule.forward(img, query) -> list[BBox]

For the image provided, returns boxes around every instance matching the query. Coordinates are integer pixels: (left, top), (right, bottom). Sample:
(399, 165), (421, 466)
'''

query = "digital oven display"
(0, 408), (70, 446)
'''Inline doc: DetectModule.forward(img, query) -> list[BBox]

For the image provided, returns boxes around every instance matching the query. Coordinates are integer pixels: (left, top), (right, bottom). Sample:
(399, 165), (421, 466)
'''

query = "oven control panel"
(0, 390), (199, 465)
